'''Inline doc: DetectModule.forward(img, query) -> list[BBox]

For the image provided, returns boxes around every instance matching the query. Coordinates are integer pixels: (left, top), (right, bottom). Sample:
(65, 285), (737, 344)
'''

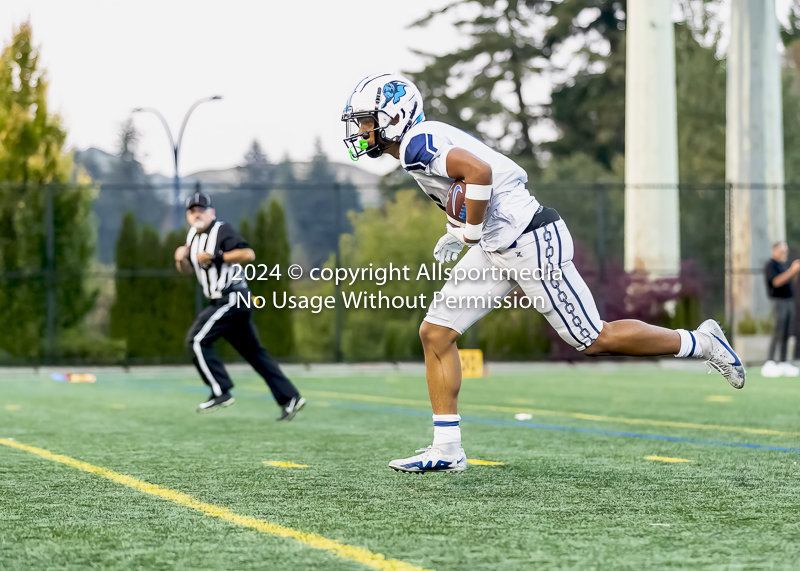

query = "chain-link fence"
(2, 179), (798, 366)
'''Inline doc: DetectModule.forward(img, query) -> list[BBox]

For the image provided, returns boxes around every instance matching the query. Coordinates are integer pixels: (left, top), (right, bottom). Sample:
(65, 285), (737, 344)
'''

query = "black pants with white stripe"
(185, 292), (299, 405)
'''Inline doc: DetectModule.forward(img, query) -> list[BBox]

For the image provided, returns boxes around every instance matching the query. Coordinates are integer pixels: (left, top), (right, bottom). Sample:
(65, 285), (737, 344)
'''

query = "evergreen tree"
(113, 118), (148, 183)
(675, 26), (725, 183)
(279, 140), (361, 268)
(158, 228), (199, 361)
(135, 225), (163, 358)
(781, 21), (800, 250)
(273, 152), (296, 185)
(409, 0), (551, 166)
(89, 118), (157, 263)
(109, 212), (138, 349)
(409, 1), (633, 171)
(412, 0), (798, 181)
(110, 213), (195, 362)
(0, 21), (96, 360)
(240, 200), (295, 356)
(242, 139), (271, 185)
(783, 17), (800, 184)
(672, 23), (727, 302)
(218, 139), (272, 243)
(780, 3), (800, 50)
(541, 1), (627, 171)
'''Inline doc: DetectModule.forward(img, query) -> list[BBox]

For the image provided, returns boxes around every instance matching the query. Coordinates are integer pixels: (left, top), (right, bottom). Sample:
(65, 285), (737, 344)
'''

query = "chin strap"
(399, 102), (419, 139)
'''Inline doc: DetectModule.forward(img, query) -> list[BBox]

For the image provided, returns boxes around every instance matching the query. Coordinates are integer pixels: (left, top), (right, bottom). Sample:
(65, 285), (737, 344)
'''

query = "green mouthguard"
(350, 139), (369, 161)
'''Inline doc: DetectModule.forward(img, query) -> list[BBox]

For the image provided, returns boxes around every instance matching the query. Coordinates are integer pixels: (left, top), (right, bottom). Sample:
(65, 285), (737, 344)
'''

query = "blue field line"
(175, 385), (800, 453)
(324, 403), (800, 454)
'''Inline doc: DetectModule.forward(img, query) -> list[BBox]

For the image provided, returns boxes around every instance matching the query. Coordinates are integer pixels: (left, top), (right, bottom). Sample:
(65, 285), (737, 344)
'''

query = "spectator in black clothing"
(762, 241), (800, 377)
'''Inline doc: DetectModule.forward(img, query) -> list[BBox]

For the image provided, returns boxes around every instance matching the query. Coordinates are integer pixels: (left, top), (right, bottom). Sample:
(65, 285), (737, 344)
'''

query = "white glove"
(433, 226), (468, 264)
(445, 225), (480, 249)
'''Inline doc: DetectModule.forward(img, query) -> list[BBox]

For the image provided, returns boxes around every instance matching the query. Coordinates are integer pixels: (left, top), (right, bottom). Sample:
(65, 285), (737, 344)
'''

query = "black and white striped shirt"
(186, 220), (249, 299)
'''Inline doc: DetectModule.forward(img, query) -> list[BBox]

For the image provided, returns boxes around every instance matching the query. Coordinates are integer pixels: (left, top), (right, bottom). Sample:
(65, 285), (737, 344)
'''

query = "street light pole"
(133, 95), (222, 230)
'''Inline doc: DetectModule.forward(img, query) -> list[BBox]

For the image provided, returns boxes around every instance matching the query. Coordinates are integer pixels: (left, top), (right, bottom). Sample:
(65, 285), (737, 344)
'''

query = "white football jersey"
(398, 121), (539, 251)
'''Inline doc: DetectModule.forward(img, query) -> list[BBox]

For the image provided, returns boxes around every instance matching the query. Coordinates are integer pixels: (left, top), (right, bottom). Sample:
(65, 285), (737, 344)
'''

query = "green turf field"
(2, 364), (800, 570)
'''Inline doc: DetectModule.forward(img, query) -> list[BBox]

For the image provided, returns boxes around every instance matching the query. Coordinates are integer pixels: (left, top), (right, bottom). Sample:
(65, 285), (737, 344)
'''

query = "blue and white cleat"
(697, 319), (745, 389)
(388, 446), (467, 474)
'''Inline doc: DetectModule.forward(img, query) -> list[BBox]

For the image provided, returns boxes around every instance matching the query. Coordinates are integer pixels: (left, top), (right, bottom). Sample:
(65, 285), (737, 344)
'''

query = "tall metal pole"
(726, 0), (785, 337)
(624, 0), (680, 278)
(172, 146), (180, 231)
(133, 96), (222, 230)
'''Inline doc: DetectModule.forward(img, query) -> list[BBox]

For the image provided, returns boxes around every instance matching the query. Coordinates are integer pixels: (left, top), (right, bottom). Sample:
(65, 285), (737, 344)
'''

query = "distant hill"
(75, 148), (382, 265)
(75, 147), (381, 206)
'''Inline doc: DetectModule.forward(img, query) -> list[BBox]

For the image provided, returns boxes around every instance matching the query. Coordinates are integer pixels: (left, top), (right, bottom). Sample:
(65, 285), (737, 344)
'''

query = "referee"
(174, 191), (305, 419)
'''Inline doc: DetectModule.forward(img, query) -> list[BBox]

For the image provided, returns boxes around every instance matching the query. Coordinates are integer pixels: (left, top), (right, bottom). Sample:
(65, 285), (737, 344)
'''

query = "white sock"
(675, 329), (703, 358)
(432, 414), (461, 455)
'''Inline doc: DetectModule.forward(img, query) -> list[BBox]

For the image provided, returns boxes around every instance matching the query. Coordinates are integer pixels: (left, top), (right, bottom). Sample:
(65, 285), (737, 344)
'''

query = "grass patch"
(1, 365), (799, 570)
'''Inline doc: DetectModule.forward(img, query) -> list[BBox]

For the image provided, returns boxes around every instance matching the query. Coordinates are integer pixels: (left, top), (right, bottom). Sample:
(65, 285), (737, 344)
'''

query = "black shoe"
(197, 392), (235, 413)
(277, 396), (305, 421)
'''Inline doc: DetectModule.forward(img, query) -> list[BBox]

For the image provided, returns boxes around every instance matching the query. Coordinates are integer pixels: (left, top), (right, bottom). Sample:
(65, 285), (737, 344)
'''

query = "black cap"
(185, 191), (212, 210)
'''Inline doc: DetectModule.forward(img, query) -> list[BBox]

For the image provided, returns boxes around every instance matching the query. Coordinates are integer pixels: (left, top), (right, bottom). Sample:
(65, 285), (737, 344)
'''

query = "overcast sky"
(1, 1), (461, 177)
(2, 1), (796, 178)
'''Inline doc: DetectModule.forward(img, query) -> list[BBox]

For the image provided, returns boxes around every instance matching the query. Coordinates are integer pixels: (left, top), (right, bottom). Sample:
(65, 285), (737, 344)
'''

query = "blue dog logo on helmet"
(381, 81), (407, 109)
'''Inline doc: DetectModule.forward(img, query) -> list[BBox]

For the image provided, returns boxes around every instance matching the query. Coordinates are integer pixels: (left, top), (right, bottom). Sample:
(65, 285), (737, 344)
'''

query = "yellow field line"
(304, 390), (800, 439)
(644, 456), (693, 463)
(467, 459), (504, 466)
(0, 438), (431, 571)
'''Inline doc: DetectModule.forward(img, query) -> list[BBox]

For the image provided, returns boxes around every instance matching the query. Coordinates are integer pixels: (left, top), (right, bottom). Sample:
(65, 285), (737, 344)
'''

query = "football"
(446, 179), (467, 227)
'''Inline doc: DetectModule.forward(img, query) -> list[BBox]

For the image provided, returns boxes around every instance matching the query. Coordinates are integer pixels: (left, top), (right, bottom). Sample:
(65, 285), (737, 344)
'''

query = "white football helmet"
(342, 73), (425, 160)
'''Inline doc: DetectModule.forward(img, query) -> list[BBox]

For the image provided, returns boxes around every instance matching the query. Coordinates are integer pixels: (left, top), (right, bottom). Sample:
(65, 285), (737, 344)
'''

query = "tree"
(781, 19), (800, 252)
(242, 139), (270, 185)
(675, 26), (725, 183)
(240, 200), (295, 357)
(113, 118), (147, 183)
(334, 189), (554, 360)
(338, 190), (445, 361)
(541, 1), (627, 171)
(671, 23), (727, 301)
(411, 1), (798, 182)
(0, 20), (96, 361)
(0, 20), (73, 182)
(409, 1), (631, 172)
(279, 140), (361, 268)
(783, 10), (800, 184)
(85, 118), (158, 264)
(409, 1), (551, 166)
(109, 212), (137, 345)
(214, 140), (274, 241)
(110, 212), (195, 362)
(780, 2), (800, 52)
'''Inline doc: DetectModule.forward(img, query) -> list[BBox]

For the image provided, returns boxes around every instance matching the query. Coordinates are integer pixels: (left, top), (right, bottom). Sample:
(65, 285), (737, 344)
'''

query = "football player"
(341, 73), (744, 474)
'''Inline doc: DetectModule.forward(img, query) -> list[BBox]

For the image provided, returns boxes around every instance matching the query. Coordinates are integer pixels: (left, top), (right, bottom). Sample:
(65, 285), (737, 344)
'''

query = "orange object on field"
(51, 373), (96, 383)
